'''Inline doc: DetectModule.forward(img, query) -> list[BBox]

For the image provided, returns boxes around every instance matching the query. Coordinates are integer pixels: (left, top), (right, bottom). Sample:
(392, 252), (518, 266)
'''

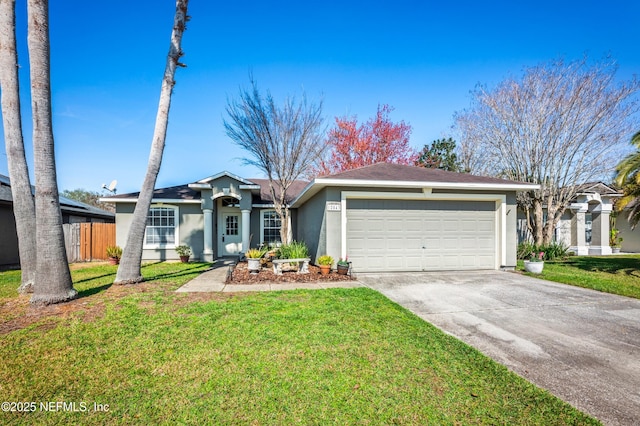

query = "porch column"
(241, 209), (251, 253)
(203, 208), (214, 262)
(589, 203), (613, 255)
(570, 203), (588, 255)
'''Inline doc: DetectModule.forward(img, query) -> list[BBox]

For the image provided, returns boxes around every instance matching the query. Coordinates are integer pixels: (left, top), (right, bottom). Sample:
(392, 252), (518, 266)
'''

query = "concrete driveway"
(359, 270), (640, 426)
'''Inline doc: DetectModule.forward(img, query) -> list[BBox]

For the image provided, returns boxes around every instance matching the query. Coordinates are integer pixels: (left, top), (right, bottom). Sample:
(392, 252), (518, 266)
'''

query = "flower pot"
(337, 264), (349, 275)
(180, 255), (190, 263)
(524, 260), (544, 274)
(319, 265), (331, 275)
(108, 257), (119, 265)
(612, 247), (621, 254)
(247, 258), (261, 273)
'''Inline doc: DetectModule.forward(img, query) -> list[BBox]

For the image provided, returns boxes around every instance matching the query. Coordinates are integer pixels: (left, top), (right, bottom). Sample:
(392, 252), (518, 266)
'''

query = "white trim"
(101, 198), (201, 204)
(187, 183), (210, 190)
(340, 190), (507, 269)
(320, 178), (538, 191)
(197, 170), (255, 185)
(292, 178), (538, 207)
(259, 209), (282, 244)
(217, 203), (243, 256)
(252, 203), (293, 209)
(211, 191), (242, 201)
(143, 204), (179, 250)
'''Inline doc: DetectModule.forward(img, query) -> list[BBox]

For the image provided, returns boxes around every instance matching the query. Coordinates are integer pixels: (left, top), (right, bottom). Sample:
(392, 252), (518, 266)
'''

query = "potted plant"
(337, 257), (350, 275)
(175, 245), (192, 263)
(246, 248), (266, 273)
(610, 228), (623, 254)
(317, 255), (333, 275)
(524, 251), (544, 274)
(106, 245), (122, 265)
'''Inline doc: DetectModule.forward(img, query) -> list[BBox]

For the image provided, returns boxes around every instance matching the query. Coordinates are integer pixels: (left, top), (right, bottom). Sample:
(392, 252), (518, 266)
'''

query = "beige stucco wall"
(616, 211), (640, 253)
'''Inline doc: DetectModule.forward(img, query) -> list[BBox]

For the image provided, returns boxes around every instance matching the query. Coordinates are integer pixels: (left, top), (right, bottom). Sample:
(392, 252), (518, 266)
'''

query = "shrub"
(175, 245), (192, 257)
(317, 255), (334, 266)
(246, 248), (267, 259)
(106, 245), (122, 259)
(517, 241), (569, 261)
(276, 240), (309, 259)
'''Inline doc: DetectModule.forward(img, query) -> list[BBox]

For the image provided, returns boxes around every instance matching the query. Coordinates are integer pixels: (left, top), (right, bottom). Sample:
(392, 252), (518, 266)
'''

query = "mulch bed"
(227, 261), (355, 284)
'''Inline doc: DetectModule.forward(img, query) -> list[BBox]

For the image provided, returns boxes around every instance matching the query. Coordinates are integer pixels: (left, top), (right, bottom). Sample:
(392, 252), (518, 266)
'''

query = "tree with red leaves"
(316, 104), (416, 175)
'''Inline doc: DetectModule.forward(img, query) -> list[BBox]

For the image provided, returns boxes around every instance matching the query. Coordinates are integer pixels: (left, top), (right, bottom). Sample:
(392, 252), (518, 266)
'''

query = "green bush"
(317, 255), (334, 266)
(517, 241), (569, 261)
(276, 240), (309, 259)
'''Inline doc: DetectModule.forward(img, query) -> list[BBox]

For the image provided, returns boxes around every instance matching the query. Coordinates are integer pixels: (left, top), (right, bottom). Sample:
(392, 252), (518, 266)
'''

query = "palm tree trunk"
(27, 0), (76, 305)
(0, 0), (37, 293)
(115, 0), (189, 284)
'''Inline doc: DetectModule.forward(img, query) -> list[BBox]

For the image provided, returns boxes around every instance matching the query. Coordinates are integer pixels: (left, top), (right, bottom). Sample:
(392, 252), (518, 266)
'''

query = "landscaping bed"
(227, 261), (355, 284)
(0, 262), (597, 424)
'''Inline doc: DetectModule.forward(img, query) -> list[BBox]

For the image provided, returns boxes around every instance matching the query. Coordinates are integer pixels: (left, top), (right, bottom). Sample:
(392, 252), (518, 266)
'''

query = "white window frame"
(260, 209), (282, 246)
(144, 204), (179, 249)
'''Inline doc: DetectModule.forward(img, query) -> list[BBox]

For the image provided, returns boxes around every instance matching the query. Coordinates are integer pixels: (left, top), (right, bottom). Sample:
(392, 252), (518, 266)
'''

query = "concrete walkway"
(359, 270), (640, 426)
(175, 260), (363, 293)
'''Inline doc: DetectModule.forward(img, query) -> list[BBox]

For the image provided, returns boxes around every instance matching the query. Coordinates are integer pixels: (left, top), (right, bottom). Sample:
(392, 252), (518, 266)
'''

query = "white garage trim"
(340, 190), (507, 269)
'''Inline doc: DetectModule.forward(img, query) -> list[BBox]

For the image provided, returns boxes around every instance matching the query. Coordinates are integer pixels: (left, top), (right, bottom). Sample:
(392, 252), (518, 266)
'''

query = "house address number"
(326, 202), (341, 212)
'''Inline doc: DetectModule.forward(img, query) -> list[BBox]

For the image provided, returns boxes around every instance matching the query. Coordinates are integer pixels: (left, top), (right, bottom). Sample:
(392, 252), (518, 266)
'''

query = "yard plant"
(0, 262), (598, 424)
(520, 255), (640, 299)
(276, 240), (309, 259)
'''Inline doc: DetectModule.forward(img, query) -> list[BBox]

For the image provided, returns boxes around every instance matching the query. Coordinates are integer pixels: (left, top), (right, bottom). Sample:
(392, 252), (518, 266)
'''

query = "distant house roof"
(575, 182), (621, 197)
(0, 174), (115, 221)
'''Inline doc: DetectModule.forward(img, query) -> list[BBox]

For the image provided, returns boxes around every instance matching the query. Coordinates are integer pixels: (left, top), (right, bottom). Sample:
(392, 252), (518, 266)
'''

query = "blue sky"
(1, 0), (638, 194)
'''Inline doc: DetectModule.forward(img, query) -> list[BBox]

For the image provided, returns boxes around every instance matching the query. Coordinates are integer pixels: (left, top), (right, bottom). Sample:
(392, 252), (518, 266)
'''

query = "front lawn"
(519, 255), (640, 299)
(0, 263), (597, 425)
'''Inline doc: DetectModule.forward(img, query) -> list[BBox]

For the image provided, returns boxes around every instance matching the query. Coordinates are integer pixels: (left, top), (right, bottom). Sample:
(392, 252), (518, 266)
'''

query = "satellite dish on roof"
(102, 179), (117, 194)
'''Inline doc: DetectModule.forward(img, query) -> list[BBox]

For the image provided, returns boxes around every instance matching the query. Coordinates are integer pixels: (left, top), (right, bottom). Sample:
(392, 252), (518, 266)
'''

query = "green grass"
(519, 255), (640, 299)
(0, 263), (598, 425)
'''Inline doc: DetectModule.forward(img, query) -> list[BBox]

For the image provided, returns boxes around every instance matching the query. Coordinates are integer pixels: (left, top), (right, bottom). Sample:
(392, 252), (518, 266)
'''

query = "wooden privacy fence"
(63, 222), (116, 262)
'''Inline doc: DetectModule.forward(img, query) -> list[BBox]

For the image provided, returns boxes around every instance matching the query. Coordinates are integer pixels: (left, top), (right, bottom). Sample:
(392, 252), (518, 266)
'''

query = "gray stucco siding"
(115, 202), (203, 261)
(296, 187), (331, 263)
(297, 186), (519, 270)
(0, 205), (19, 265)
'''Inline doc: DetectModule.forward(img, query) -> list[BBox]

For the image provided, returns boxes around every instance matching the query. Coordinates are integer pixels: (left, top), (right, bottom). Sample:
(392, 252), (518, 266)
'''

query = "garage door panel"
(347, 199), (496, 272)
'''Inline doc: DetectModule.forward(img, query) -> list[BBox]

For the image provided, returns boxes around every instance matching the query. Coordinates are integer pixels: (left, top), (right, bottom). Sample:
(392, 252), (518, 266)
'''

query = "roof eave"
(291, 178), (540, 207)
(99, 197), (201, 204)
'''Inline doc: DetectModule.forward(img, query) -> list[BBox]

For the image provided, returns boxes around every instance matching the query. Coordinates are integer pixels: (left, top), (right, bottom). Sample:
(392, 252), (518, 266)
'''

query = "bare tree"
(0, 0), (37, 293)
(455, 57), (640, 245)
(27, 0), (76, 304)
(224, 79), (325, 244)
(115, 0), (189, 284)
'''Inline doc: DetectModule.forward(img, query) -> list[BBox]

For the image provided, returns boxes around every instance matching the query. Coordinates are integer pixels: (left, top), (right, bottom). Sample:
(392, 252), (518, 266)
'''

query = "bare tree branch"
(224, 79), (325, 243)
(455, 57), (640, 244)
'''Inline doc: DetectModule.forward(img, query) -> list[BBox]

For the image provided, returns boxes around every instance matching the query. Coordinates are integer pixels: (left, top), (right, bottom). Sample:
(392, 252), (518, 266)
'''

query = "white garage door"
(346, 199), (496, 272)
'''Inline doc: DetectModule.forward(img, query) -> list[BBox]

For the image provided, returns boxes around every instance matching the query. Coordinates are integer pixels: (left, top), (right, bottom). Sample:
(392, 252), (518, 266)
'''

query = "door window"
(226, 215), (238, 236)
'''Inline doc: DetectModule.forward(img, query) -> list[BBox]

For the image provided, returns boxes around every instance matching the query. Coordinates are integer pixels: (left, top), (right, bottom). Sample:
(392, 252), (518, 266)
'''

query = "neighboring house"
(105, 163), (537, 272)
(517, 182), (628, 255)
(616, 208), (640, 253)
(0, 174), (115, 266)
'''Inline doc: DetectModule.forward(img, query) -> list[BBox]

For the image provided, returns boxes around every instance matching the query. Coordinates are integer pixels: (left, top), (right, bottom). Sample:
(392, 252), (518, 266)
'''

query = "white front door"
(219, 212), (242, 256)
